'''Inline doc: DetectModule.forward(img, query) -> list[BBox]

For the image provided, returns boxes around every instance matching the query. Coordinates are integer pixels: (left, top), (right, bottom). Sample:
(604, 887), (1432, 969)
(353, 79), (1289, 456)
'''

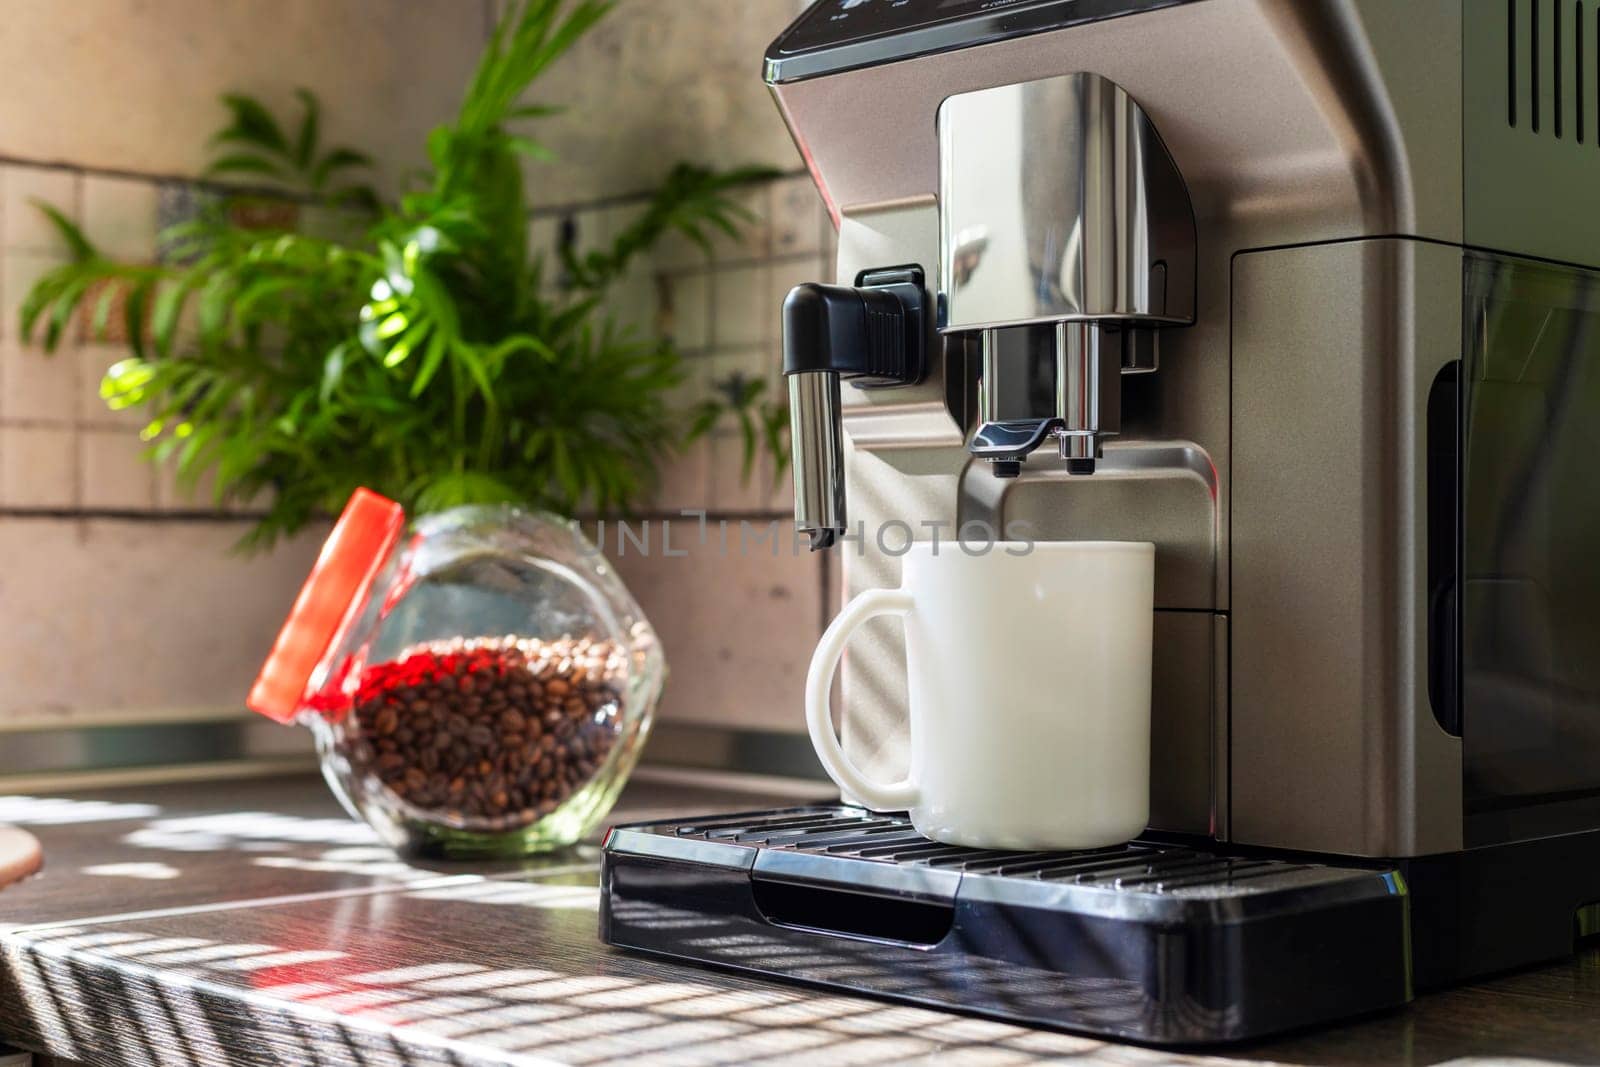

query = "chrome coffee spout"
(781, 271), (926, 550)
(1053, 322), (1121, 475)
(970, 322), (1124, 476)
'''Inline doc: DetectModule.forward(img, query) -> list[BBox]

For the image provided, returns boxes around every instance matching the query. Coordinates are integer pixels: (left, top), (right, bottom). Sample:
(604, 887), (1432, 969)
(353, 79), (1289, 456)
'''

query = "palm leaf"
(31, 201), (96, 261)
(293, 88), (320, 170)
(212, 93), (291, 156)
(311, 147), (373, 189)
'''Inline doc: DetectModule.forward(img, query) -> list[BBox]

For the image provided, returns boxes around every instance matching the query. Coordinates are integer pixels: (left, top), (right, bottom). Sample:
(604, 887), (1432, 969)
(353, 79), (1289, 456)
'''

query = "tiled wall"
(0, 0), (494, 735)
(0, 0), (834, 752)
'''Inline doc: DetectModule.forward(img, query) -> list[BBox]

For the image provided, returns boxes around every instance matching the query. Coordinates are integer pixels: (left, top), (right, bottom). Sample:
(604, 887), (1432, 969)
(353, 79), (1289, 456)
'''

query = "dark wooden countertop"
(0, 774), (1596, 1067)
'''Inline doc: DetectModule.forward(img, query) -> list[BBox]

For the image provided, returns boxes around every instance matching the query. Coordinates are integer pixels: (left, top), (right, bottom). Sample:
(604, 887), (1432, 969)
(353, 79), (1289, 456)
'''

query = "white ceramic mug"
(806, 540), (1155, 850)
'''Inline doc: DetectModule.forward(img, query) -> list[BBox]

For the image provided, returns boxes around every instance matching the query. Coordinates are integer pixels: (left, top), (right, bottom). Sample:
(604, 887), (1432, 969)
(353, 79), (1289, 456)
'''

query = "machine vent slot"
(1556, 0), (1564, 136)
(1510, 0), (1519, 126)
(1534, 0), (1541, 130)
(1509, 0), (1596, 141)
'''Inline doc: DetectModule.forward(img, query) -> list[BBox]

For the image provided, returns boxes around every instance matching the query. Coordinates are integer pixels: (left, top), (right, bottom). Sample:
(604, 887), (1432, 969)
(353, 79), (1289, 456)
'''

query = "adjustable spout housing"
(782, 270), (926, 550)
(938, 71), (1197, 477)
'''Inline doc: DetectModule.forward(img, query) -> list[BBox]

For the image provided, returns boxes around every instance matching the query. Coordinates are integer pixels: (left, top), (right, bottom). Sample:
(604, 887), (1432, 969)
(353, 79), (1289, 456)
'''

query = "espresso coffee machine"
(602, 0), (1600, 1043)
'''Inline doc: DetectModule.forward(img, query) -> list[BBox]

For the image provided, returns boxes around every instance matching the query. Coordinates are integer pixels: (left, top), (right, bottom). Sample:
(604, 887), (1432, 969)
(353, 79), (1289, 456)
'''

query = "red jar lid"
(247, 488), (407, 724)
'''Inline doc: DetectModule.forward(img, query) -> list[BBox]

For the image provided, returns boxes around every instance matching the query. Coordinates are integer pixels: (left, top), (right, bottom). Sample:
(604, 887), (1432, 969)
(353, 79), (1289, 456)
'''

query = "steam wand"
(781, 269), (926, 551)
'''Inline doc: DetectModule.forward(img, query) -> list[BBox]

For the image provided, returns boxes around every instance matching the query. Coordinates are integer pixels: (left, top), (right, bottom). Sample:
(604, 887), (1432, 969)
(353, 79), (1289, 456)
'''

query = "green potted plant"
(20, 0), (784, 548)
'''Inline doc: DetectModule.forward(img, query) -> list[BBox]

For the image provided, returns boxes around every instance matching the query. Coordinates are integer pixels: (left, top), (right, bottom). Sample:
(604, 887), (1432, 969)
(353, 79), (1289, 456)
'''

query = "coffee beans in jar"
(344, 635), (626, 831)
(251, 497), (664, 857)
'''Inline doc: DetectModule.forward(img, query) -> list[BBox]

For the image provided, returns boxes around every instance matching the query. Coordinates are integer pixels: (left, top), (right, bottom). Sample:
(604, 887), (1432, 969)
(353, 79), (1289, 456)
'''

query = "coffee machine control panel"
(767, 0), (1192, 83)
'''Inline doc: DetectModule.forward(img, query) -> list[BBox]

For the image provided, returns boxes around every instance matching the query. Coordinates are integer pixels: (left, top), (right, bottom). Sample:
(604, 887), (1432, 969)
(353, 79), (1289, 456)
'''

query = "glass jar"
(248, 490), (663, 857)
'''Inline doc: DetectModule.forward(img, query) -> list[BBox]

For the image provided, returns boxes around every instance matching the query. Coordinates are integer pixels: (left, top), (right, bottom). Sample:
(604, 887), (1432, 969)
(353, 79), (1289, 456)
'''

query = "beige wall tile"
(527, 215), (561, 277)
(647, 437), (714, 515)
(0, 518), (325, 718)
(1, 166), (79, 252)
(0, 2), (484, 196)
(709, 429), (786, 516)
(664, 351), (714, 413)
(663, 271), (710, 352)
(521, 0), (803, 208)
(0, 425), (75, 507)
(603, 268), (659, 339)
(609, 523), (820, 733)
(711, 265), (769, 349)
(0, 341), (76, 424)
(81, 175), (159, 261)
(771, 175), (825, 258)
(80, 428), (155, 510)
(651, 225), (715, 275)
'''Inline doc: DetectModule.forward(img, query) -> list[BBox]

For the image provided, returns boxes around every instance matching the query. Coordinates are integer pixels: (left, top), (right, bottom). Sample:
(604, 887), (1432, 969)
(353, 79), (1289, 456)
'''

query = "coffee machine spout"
(968, 321), (1123, 476)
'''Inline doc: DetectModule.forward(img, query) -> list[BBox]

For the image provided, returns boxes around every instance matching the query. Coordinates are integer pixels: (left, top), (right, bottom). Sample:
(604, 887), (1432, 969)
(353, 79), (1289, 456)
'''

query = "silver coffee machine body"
(770, 0), (1600, 861)
(599, 2), (1600, 1032)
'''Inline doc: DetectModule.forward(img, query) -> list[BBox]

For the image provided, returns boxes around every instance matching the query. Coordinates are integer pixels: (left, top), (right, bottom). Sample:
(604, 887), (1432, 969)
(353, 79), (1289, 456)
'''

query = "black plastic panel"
(766, 0), (1195, 84)
(600, 806), (1410, 1045)
(1398, 828), (1600, 988)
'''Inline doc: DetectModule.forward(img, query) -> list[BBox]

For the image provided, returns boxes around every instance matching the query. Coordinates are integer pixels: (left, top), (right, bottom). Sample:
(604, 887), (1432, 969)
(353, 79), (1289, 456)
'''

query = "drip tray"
(599, 806), (1411, 1045)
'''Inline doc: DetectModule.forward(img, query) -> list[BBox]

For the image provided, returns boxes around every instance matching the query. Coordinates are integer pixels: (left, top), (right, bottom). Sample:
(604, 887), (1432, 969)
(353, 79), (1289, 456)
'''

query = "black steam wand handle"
(781, 280), (925, 383)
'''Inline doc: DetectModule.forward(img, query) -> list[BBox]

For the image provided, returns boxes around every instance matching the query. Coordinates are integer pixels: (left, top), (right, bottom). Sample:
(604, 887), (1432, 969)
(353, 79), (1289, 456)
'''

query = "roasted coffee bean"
(344, 634), (627, 832)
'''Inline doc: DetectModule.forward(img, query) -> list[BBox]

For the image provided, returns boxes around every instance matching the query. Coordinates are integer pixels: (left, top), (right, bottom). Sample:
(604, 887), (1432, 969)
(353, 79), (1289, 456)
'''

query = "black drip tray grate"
(669, 807), (1317, 891)
(600, 805), (1413, 1045)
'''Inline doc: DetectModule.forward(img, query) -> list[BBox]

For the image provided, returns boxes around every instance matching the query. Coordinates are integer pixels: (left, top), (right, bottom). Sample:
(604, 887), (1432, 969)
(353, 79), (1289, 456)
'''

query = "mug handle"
(805, 587), (920, 811)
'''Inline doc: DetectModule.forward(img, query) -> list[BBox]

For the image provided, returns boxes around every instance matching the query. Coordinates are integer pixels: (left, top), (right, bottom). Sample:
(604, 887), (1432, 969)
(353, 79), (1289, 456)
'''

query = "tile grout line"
(0, 152), (809, 220)
(68, 174), (84, 511)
